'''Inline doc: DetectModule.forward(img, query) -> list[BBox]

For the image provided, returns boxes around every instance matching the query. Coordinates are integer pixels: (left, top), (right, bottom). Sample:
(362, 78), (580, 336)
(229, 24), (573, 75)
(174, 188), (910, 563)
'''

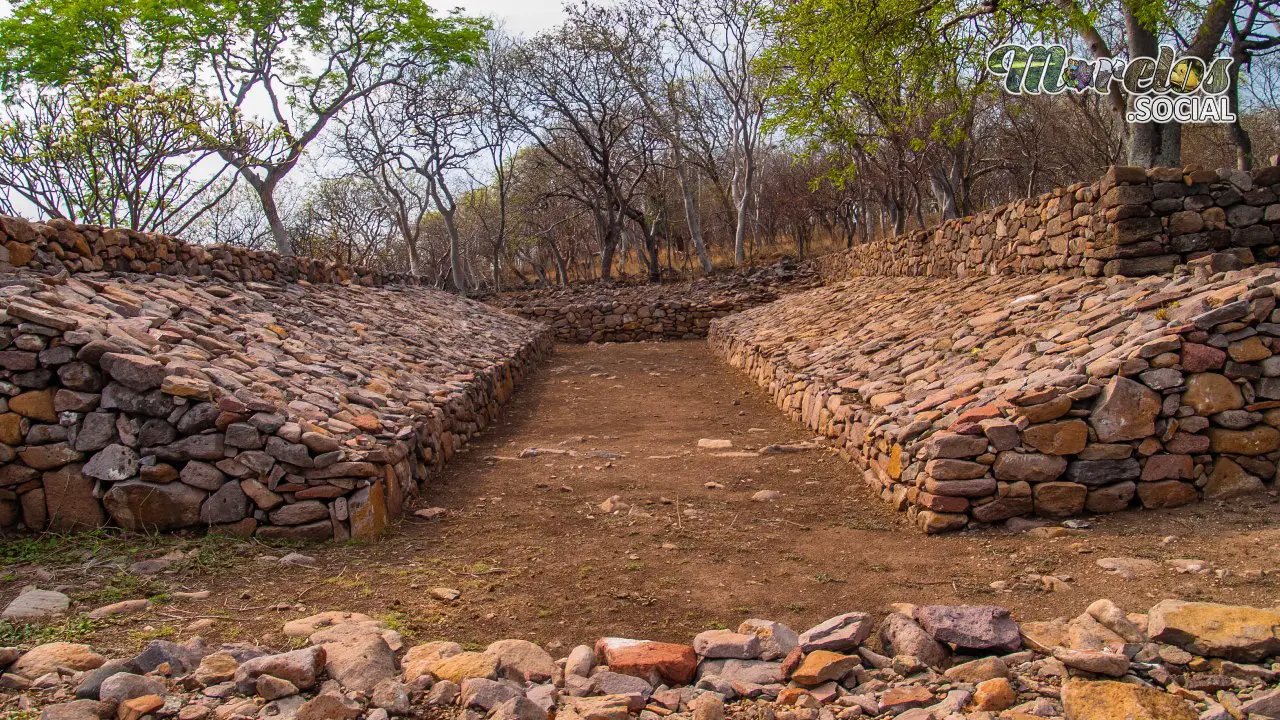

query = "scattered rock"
(1060, 679), (1196, 720)
(1, 588), (70, 621)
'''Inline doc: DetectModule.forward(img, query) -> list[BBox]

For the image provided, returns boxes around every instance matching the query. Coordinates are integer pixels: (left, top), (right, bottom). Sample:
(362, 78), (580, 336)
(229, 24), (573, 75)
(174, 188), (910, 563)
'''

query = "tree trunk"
(1227, 45), (1253, 171)
(733, 152), (755, 265)
(440, 206), (467, 295)
(929, 172), (959, 221)
(646, 230), (660, 283)
(677, 166), (713, 273)
(256, 183), (293, 257)
(600, 230), (617, 282)
(1124, 11), (1182, 167)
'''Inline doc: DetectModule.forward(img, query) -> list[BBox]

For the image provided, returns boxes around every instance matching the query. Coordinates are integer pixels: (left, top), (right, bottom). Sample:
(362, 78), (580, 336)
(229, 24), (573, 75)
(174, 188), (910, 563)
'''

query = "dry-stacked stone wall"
(710, 264), (1280, 533)
(815, 165), (1280, 281)
(0, 215), (424, 286)
(0, 215), (553, 541)
(489, 262), (821, 343)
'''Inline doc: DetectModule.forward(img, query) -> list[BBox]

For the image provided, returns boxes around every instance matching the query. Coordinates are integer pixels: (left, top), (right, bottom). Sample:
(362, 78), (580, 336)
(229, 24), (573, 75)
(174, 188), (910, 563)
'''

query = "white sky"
(457, 0), (566, 34)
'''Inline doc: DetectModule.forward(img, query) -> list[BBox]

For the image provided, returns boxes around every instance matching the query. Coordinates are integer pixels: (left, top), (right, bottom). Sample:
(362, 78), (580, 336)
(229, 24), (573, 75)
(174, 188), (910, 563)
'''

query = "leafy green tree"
(0, 0), (488, 254)
(762, 0), (1009, 221)
(764, 0), (1240, 172)
(0, 71), (234, 231)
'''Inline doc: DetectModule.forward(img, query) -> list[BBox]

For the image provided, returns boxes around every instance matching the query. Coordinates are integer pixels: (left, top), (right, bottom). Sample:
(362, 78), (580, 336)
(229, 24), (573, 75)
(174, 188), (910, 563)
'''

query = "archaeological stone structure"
(4, 163), (1280, 540)
(0, 216), (553, 541)
(488, 261), (819, 343)
(814, 165), (1280, 280)
(711, 165), (1280, 533)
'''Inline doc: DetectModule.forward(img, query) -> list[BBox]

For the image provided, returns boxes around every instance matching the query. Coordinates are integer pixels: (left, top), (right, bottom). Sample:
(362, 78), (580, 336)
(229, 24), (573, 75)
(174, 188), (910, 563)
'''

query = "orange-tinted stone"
(595, 638), (697, 685)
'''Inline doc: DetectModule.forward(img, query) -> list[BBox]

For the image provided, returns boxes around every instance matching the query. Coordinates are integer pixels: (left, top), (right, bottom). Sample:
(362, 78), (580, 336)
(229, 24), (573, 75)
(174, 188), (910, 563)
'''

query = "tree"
(292, 176), (398, 267)
(1053, 0), (1235, 167)
(1223, 0), (1280, 169)
(504, 15), (660, 281)
(649, 0), (770, 265)
(331, 91), (434, 276)
(470, 29), (523, 291)
(394, 64), (494, 293)
(0, 0), (489, 254)
(0, 71), (234, 232)
(596, 0), (715, 273)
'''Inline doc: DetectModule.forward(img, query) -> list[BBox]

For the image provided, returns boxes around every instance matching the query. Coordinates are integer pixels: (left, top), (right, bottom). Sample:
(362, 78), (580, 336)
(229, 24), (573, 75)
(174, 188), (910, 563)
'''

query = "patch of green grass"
(0, 528), (257, 574)
(1, 710), (41, 720)
(0, 615), (99, 647)
(79, 572), (169, 606)
(127, 624), (176, 645)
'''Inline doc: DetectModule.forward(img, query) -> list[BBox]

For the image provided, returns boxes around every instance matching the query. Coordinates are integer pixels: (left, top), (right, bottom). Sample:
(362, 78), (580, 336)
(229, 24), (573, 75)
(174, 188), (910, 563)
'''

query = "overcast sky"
(458, 0), (566, 34)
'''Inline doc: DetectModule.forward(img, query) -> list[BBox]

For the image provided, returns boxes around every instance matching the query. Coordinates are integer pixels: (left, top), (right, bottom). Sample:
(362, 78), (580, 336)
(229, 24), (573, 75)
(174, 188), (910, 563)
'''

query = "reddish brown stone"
(1182, 343), (1226, 372)
(595, 638), (697, 685)
(1022, 420), (1088, 455)
(1164, 432), (1210, 454)
(1033, 482), (1088, 518)
(42, 464), (105, 532)
(1137, 481), (1198, 509)
(1090, 377), (1160, 443)
(1140, 454), (1194, 481)
(949, 404), (1006, 434)
(915, 491), (969, 513)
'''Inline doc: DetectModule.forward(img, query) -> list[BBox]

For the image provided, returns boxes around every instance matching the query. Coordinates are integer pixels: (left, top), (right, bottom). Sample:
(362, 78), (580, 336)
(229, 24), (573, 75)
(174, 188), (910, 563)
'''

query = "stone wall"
(489, 262), (821, 343)
(0, 215), (423, 286)
(0, 215), (554, 541)
(709, 265), (1280, 533)
(815, 165), (1280, 282)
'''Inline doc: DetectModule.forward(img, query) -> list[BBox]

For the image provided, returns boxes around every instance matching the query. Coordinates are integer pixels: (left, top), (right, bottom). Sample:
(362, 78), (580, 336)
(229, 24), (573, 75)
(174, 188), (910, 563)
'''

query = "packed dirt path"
(11, 341), (1280, 657)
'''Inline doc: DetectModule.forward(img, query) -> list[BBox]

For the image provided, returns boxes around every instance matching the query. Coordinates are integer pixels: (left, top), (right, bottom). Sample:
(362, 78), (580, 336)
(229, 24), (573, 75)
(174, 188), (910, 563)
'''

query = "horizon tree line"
(0, 0), (1277, 290)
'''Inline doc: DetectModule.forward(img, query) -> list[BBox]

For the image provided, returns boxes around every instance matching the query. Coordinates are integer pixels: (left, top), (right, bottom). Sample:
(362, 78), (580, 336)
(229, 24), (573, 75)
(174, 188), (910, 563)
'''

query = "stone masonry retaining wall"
(710, 266), (1280, 533)
(0, 216), (553, 541)
(0, 215), (423, 286)
(815, 165), (1280, 282)
(489, 262), (821, 343)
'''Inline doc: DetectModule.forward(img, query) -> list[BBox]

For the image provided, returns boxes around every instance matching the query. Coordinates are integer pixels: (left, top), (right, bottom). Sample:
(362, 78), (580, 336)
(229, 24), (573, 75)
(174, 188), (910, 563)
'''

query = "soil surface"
(4, 341), (1280, 658)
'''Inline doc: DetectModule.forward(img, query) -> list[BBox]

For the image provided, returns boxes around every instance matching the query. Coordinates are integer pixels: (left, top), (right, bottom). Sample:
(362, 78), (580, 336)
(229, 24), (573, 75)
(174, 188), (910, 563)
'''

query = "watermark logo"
(987, 43), (1235, 123)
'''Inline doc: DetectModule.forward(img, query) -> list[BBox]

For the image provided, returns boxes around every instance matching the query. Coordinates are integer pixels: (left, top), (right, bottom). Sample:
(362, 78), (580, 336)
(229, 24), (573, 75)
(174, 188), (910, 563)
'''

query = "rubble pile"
(4, 598), (1278, 719)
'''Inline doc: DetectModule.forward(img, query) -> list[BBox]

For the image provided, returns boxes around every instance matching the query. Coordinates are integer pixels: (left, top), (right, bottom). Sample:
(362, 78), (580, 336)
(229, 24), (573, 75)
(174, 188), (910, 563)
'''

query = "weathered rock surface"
(1147, 600), (1280, 661)
(0, 223), (553, 539)
(711, 257), (1280, 530)
(10, 597), (1278, 720)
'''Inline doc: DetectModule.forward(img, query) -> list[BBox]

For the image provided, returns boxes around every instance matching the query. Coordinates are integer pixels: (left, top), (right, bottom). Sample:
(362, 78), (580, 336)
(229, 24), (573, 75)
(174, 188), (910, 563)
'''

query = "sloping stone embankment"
(710, 263), (1280, 532)
(814, 165), (1280, 280)
(0, 216), (421, 286)
(5, 595), (1279, 719)
(490, 262), (820, 343)
(0, 216), (553, 541)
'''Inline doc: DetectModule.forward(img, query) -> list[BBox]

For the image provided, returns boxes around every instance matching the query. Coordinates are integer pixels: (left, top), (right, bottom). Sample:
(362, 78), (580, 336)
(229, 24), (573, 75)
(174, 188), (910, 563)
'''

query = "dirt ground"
(3, 341), (1280, 660)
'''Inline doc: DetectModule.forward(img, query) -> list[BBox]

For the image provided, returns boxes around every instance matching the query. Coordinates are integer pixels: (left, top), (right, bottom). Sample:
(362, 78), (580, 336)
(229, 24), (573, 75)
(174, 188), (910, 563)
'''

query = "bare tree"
(504, 15), (660, 281)
(331, 91), (433, 276)
(395, 65), (494, 294)
(649, 0), (770, 264)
